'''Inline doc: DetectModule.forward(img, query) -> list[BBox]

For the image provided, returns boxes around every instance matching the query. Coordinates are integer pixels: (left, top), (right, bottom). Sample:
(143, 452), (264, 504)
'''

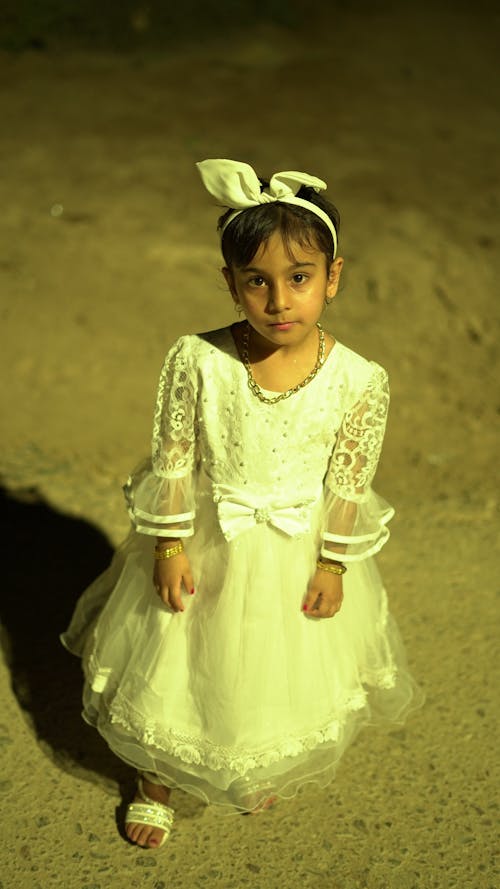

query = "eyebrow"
(240, 261), (317, 273)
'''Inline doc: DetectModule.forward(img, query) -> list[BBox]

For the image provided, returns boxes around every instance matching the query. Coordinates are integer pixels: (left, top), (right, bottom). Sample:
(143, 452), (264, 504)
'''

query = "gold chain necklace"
(242, 322), (325, 405)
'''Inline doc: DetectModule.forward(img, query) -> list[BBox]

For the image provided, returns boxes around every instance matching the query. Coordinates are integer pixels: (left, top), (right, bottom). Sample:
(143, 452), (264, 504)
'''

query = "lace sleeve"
(151, 338), (198, 478)
(321, 363), (394, 562)
(123, 338), (199, 537)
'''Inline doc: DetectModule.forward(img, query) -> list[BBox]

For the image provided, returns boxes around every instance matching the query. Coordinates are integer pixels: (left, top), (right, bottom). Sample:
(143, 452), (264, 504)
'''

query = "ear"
(222, 266), (239, 302)
(326, 257), (344, 301)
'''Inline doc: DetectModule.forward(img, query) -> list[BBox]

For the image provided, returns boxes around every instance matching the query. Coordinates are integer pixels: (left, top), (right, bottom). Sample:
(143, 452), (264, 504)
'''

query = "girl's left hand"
(303, 569), (344, 619)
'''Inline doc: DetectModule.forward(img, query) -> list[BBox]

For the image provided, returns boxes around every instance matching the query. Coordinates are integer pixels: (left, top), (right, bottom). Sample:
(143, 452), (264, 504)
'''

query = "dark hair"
(218, 182), (340, 270)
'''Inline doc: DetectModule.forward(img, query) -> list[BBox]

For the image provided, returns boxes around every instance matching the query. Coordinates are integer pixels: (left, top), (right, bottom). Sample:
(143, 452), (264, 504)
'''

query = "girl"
(62, 158), (422, 849)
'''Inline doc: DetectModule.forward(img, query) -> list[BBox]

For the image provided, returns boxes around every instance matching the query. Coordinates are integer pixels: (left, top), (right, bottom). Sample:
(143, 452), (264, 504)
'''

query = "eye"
(292, 273), (308, 284)
(248, 275), (266, 287)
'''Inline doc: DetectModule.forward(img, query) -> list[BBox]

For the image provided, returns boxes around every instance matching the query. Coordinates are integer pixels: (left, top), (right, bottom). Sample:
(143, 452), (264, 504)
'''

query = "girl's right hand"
(153, 553), (195, 613)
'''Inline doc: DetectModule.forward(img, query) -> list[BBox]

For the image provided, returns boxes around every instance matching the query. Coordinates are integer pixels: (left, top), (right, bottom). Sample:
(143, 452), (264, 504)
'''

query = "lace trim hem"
(101, 669), (397, 776)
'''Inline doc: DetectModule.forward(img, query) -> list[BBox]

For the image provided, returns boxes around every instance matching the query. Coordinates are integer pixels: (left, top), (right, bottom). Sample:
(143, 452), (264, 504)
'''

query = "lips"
(271, 321), (295, 329)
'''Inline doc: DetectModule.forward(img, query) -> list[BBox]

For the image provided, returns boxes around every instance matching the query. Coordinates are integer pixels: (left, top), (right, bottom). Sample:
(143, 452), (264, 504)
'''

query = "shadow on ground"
(0, 483), (129, 786)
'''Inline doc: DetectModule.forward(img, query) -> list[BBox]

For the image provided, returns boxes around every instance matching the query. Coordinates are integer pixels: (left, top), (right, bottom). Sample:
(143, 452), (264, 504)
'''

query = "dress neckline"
(227, 323), (339, 396)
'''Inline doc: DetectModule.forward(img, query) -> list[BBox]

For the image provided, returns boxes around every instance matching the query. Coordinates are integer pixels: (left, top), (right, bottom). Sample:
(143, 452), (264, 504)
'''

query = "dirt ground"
(0, 4), (498, 888)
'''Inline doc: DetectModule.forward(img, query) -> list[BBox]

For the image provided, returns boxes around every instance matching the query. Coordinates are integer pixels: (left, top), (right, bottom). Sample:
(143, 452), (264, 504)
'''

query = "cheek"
(232, 277), (249, 299)
(241, 298), (261, 317)
(305, 281), (327, 301)
(239, 288), (262, 305)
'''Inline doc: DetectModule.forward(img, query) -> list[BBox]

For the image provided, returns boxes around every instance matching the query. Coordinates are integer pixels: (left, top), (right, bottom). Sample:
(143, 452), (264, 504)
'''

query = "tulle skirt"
(62, 492), (423, 813)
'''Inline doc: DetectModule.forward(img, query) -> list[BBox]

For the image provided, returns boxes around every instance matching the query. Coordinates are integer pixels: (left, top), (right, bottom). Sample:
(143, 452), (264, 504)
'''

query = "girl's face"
(223, 231), (343, 355)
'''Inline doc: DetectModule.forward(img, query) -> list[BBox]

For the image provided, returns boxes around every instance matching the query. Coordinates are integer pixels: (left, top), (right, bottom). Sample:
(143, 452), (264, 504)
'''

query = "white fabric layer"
(62, 327), (423, 813)
(123, 466), (195, 537)
(62, 515), (421, 811)
(197, 158), (338, 256)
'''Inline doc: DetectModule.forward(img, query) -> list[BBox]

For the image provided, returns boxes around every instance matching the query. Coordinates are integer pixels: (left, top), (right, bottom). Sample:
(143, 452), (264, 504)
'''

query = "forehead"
(248, 231), (323, 267)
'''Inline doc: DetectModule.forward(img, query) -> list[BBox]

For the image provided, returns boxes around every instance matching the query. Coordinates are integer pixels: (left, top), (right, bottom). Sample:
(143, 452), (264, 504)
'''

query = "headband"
(196, 158), (337, 258)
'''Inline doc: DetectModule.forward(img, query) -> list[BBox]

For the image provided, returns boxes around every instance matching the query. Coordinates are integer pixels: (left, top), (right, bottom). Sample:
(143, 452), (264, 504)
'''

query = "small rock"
(135, 856), (157, 867)
(466, 316), (484, 343)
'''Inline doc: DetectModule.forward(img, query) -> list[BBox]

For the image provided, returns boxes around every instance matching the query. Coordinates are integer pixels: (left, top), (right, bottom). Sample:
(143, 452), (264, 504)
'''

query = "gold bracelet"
(154, 541), (184, 560)
(316, 560), (346, 576)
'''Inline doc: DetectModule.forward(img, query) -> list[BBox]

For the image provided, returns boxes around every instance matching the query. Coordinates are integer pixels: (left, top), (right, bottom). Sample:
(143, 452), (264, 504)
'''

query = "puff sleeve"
(321, 363), (394, 562)
(123, 337), (198, 537)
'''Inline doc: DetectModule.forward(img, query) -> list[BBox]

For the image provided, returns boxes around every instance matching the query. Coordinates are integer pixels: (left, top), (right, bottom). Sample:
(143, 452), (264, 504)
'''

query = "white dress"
(62, 326), (422, 812)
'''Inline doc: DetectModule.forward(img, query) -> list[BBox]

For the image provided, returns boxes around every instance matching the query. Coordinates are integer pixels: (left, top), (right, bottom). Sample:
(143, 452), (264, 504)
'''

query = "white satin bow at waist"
(213, 485), (321, 541)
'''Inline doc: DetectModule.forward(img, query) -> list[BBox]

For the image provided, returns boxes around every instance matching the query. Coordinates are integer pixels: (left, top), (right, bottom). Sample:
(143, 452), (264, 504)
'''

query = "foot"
(246, 794), (278, 815)
(125, 779), (172, 848)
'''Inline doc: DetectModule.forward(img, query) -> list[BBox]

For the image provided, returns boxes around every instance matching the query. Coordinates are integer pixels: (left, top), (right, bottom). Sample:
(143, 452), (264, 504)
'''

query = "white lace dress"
(62, 326), (422, 812)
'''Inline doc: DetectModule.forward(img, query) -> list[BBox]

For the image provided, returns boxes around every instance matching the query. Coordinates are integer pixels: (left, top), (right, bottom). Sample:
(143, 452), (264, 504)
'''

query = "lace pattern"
(326, 364), (389, 501)
(124, 338), (199, 536)
(151, 338), (198, 479)
(321, 363), (392, 559)
(107, 670), (397, 775)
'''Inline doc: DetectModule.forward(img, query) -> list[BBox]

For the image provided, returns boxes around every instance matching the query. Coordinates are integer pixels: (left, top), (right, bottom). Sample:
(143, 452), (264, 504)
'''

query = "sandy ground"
(0, 5), (499, 888)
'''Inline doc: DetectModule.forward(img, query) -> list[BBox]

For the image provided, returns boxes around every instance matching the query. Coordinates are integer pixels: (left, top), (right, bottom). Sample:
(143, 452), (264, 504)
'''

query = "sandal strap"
(125, 800), (174, 833)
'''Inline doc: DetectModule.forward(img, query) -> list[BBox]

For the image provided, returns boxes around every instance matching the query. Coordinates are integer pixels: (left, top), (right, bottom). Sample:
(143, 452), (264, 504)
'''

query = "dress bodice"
(125, 326), (393, 559)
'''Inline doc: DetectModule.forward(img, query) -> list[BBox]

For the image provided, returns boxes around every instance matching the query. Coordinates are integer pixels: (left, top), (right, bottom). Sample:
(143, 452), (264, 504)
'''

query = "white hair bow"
(196, 158), (337, 255)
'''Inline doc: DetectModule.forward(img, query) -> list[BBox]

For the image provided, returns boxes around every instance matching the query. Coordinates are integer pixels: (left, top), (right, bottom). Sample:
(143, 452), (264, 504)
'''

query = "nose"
(267, 279), (290, 313)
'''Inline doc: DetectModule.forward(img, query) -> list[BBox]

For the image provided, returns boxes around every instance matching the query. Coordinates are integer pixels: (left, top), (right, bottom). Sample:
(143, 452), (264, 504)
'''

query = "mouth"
(270, 321), (296, 330)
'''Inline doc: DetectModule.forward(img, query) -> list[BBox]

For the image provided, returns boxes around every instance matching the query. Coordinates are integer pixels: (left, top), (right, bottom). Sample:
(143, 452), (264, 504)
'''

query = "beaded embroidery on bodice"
(151, 327), (389, 510)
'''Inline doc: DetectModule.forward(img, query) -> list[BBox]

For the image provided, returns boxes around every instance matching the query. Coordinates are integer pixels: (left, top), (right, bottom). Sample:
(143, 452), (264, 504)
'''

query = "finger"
(303, 587), (322, 614)
(169, 583), (185, 613)
(183, 569), (196, 596)
(305, 590), (343, 619)
(312, 598), (332, 618)
(320, 595), (344, 619)
(158, 586), (173, 610)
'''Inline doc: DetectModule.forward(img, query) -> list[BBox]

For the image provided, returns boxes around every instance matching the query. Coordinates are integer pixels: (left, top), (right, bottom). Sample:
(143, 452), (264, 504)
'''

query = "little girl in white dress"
(62, 158), (422, 848)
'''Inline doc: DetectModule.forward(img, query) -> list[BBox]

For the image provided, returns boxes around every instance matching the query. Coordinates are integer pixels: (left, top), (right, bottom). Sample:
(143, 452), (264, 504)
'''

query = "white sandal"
(125, 776), (174, 847)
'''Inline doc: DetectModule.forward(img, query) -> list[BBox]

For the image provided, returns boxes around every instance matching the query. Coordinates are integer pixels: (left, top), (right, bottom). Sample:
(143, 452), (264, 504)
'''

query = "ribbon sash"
(214, 487), (318, 541)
